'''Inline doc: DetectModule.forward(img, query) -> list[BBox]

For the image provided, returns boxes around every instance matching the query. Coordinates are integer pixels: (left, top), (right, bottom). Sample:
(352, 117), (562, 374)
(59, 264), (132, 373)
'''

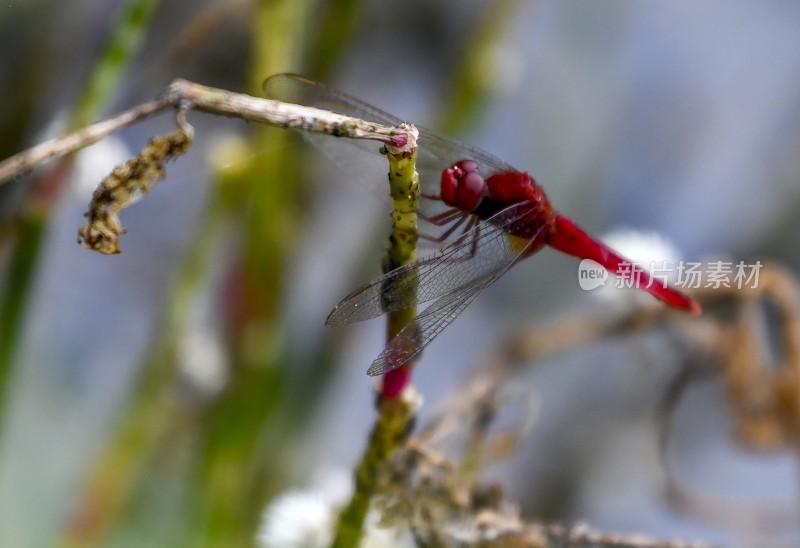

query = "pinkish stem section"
(381, 364), (412, 398)
(550, 215), (701, 314)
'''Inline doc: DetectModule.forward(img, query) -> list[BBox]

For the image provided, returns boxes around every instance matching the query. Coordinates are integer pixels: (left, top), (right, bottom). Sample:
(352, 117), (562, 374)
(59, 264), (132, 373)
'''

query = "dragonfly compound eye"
(440, 167), (459, 206)
(456, 170), (486, 212)
(453, 159), (479, 174)
(441, 160), (483, 209)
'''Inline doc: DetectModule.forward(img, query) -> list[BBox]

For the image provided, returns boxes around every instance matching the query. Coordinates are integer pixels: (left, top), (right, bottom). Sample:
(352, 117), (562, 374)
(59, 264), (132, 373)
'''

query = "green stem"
(62, 191), (221, 547)
(306, 0), (363, 78)
(0, 215), (44, 407)
(71, 0), (161, 129)
(331, 393), (418, 548)
(438, 0), (523, 137)
(189, 2), (312, 544)
(0, 0), (159, 433)
(331, 146), (420, 547)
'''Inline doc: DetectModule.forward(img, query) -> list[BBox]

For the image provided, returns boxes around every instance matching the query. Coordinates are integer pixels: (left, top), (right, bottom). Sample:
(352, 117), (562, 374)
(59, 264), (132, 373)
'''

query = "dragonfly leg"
(418, 212), (471, 243)
(418, 207), (464, 226)
(419, 215), (479, 261)
(420, 191), (442, 201)
(467, 218), (480, 258)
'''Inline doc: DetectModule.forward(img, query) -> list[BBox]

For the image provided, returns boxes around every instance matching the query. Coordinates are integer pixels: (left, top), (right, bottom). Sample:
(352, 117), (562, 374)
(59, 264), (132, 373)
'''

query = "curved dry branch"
(0, 79), (418, 254)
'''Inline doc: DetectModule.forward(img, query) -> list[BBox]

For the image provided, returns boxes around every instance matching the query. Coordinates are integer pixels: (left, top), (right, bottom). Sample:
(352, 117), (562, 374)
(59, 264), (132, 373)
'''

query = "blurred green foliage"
(0, 0), (520, 545)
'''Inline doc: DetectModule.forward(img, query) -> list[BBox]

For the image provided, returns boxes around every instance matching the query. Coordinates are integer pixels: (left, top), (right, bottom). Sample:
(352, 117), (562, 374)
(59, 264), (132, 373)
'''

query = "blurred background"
(0, 0), (799, 546)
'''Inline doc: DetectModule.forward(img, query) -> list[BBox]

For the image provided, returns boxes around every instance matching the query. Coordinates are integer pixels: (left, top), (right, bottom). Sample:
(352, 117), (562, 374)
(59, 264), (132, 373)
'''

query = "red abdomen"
(548, 215), (701, 314)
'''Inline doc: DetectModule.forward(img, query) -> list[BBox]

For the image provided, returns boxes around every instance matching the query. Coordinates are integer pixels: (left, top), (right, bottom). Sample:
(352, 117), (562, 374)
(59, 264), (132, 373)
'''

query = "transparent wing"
(326, 201), (547, 326)
(366, 221), (548, 376)
(263, 73), (520, 197)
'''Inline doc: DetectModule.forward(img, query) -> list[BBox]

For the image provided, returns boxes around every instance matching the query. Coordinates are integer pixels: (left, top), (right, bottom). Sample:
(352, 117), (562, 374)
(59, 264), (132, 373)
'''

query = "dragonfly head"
(440, 159), (486, 212)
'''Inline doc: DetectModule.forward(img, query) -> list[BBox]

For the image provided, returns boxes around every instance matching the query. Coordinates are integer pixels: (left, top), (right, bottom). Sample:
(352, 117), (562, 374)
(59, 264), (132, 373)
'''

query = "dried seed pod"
(78, 123), (192, 254)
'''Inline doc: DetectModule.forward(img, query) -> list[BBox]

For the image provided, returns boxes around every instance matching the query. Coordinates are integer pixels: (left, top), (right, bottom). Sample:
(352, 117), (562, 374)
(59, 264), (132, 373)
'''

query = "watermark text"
(578, 260), (763, 290)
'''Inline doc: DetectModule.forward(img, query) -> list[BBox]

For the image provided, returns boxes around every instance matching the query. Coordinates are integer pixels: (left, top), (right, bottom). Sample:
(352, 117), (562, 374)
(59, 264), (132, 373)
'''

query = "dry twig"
(0, 78), (416, 254)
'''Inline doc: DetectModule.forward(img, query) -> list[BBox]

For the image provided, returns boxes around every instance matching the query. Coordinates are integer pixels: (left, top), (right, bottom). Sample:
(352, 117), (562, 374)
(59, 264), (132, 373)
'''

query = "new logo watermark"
(578, 259), (608, 290)
(577, 260), (763, 291)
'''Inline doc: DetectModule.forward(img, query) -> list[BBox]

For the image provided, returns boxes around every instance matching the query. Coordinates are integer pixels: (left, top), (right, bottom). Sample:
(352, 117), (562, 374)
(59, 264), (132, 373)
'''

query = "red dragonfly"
(263, 74), (700, 377)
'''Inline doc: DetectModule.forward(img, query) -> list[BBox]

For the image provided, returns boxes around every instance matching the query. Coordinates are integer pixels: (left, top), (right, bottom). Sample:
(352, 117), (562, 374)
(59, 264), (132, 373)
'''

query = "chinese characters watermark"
(578, 260), (763, 291)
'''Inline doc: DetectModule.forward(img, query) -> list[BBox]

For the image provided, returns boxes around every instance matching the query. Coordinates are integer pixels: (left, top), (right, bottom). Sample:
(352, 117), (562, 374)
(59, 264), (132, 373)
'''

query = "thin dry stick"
(0, 78), (413, 186)
(0, 79), (416, 254)
(0, 96), (171, 185)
